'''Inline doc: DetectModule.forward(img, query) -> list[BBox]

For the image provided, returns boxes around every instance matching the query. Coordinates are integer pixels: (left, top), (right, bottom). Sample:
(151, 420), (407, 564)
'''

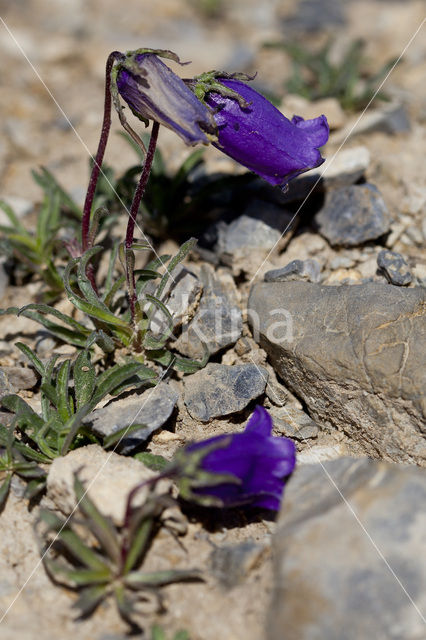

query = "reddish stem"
(81, 51), (120, 252)
(125, 121), (160, 249)
(125, 121), (160, 321)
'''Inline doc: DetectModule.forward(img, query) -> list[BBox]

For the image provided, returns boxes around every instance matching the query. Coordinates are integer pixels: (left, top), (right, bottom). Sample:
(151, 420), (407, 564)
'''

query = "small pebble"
(377, 250), (412, 286)
(264, 259), (321, 283)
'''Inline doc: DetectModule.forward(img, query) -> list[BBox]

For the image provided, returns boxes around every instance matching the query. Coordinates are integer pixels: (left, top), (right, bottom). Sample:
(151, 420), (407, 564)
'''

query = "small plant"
(1, 343), (156, 468)
(0, 238), (206, 370)
(0, 168), (85, 300)
(264, 38), (398, 111)
(39, 475), (200, 628)
(0, 420), (47, 511)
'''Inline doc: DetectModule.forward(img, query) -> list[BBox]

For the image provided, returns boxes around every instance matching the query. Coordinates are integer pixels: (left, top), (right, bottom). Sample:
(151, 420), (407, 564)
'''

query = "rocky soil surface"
(0, 0), (425, 639)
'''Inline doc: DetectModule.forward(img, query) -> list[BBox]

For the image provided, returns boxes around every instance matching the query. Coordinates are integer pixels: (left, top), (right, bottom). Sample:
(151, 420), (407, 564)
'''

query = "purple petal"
(206, 78), (329, 187)
(117, 54), (215, 146)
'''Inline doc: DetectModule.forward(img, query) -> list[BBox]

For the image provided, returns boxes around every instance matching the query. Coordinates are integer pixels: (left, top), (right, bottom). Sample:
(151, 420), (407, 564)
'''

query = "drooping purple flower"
(174, 406), (296, 510)
(203, 76), (329, 188)
(115, 51), (216, 146)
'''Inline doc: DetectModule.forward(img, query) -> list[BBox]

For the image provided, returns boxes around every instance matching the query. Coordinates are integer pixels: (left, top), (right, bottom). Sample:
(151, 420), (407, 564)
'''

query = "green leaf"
(72, 584), (108, 618)
(24, 477), (47, 500)
(125, 568), (201, 587)
(56, 359), (73, 422)
(48, 563), (111, 586)
(73, 475), (121, 564)
(0, 474), (11, 511)
(102, 422), (150, 449)
(1, 394), (44, 428)
(64, 258), (132, 337)
(93, 362), (153, 403)
(41, 509), (109, 571)
(123, 517), (154, 575)
(0, 200), (30, 235)
(0, 305), (89, 348)
(31, 166), (82, 218)
(15, 342), (45, 377)
(74, 350), (96, 410)
(133, 452), (169, 472)
(154, 238), (196, 302)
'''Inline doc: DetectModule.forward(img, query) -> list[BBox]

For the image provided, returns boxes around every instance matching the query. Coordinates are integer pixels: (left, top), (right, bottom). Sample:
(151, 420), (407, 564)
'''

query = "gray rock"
(214, 204), (295, 274)
(184, 363), (268, 422)
(0, 369), (14, 400)
(47, 444), (172, 525)
(377, 249), (413, 286)
(272, 407), (319, 441)
(174, 265), (242, 360)
(264, 259), (321, 283)
(303, 146), (371, 190)
(316, 184), (391, 247)
(146, 265), (202, 336)
(284, 0), (346, 33)
(0, 366), (37, 392)
(217, 214), (281, 255)
(210, 541), (267, 590)
(268, 458), (426, 640)
(83, 382), (178, 451)
(248, 281), (426, 465)
(355, 101), (411, 136)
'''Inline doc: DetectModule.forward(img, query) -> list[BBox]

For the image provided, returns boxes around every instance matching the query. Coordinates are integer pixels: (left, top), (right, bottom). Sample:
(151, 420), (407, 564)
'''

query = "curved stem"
(125, 121), (160, 322)
(81, 51), (121, 252)
(125, 121), (160, 249)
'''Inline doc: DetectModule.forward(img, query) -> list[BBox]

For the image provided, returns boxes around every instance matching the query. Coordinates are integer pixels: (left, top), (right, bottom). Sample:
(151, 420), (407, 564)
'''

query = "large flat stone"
(248, 281), (426, 465)
(267, 458), (426, 640)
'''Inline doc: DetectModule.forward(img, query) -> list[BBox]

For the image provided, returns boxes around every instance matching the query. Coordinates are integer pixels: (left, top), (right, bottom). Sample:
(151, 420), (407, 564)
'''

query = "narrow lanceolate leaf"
(124, 568), (202, 588)
(56, 359), (73, 423)
(123, 517), (154, 575)
(74, 350), (96, 410)
(0, 305), (89, 348)
(72, 584), (108, 618)
(73, 475), (121, 564)
(0, 200), (29, 235)
(18, 303), (90, 334)
(0, 474), (12, 511)
(102, 422), (150, 449)
(24, 477), (47, 500)
(15, 342), (45, 377)
(1, 394), (45, 429)
(41, 509), (109, 572)
(133, 452), (169, 473)
(93, 362), (154, 402)
(154, 238), (197, 301)
(64, 259), (132, 336)
(31, 166), (82, 218)
(49, 564), (112, 587)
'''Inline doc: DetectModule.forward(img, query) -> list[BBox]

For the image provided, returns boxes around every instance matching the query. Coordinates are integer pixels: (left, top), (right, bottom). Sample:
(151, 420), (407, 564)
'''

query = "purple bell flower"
(175, 406), (296, 510)
(204, 77), (329, 188)
(115, 52), (216, 146)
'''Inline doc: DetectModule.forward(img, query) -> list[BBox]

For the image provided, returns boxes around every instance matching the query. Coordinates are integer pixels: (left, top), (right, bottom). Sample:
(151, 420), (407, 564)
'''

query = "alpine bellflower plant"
(173, 406), (296, 510)
(190, 71), (329, 189)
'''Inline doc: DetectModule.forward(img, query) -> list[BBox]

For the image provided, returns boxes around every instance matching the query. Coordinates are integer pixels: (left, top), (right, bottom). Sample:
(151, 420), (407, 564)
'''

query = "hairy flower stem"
(81, 52), (120, 252)
(125, 121), (160, 322)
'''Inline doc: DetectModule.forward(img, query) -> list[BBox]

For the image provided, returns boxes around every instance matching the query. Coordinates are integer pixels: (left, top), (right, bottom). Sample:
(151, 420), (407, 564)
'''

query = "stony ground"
(0, 1), (425, 639)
